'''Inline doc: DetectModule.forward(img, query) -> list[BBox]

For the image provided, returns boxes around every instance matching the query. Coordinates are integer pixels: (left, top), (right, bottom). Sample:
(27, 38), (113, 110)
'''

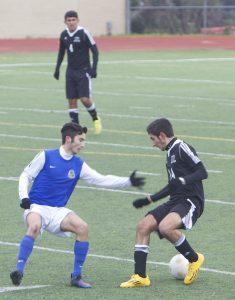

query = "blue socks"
(16, 235), (35, 273)
(72, 241), (89, 277)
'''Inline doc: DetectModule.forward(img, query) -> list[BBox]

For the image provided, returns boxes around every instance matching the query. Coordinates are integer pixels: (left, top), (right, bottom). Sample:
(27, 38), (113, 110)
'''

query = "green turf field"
(0, 49), (234, 299)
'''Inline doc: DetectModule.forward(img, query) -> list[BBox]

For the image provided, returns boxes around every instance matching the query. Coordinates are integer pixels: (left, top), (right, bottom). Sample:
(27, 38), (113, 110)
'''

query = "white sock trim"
(134, 244), (150, 253)
(174, 234), (186, 247)
(68, 109), (78, 113)
(87, 103), (95, 111)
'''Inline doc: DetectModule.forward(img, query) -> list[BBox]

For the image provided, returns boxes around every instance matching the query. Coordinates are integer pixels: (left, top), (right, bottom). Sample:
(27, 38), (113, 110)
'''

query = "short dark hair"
(61, 122), (87, 144)
(147, 118), (174, 137)
(64, 10), (78, 20)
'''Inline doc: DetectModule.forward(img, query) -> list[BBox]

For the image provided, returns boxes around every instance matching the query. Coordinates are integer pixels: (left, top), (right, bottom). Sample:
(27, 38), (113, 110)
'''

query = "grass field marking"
(0, 176), (233, 206)
(0, 241), (234, 276)
(102, 74), (235, 85)
(1, 85), (235, 105)
(1, 58), (235, 69)
(130, 171), (161, 176)
(0, 146), (161, 158)
(130, 106), (153, 110)
(1, 69), (235, 86)
(1, 102), (235, 126)
(0, 133), (235, 159)
(0, 285), (50, 293)
(1, 121), (235, 143)
(207, 170), (223, 174)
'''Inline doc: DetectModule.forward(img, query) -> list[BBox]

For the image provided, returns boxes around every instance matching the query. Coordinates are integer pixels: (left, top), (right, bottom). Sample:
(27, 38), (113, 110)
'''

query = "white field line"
(0, 132), (234, 159)
(0, 105), (234, 126)
(2, 69), (234, 86)
(102, 75), (235, 85)
(207, 170), (223, 174)
(128, 170), (224, 176)
(1, 57), (235, 68)
(0, 176), (234, 206)
(130, 106), (153, 110)
(1, 85), (235, 105)
(133, 171), (161, 176)
(0, 285), (50, 293)
(0, 241), (234, 276)
(0, 133), (234, 159)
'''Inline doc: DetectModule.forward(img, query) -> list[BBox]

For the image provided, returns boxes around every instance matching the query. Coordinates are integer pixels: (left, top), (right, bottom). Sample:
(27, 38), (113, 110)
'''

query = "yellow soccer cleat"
(120, 274), (151, 288)
(184, 253), (204, 285)
(93, 117), (102, 134)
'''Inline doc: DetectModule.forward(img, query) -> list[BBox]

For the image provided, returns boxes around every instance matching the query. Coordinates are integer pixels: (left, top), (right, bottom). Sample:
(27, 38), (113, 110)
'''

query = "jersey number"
(69, 44), (74, 53)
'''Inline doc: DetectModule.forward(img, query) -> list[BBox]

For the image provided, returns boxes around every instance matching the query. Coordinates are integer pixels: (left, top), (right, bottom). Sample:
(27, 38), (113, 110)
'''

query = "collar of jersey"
(165, 137), (179, 151)
(66, 26), (83, 37)
(59, 146), (73, 160)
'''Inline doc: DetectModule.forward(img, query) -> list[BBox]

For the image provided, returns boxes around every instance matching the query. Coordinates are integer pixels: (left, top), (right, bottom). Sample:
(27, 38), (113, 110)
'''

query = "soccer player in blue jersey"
(10, 122), (145, 288)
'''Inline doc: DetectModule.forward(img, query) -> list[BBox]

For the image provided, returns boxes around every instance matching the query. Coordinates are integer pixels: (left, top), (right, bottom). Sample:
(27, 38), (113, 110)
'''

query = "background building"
(0, 0), (126, 38)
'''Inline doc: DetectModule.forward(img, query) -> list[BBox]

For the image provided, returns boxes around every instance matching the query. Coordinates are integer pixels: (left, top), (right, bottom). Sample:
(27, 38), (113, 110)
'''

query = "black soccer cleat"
(10, 270), (23, 286)
(70, 275), (92, 288)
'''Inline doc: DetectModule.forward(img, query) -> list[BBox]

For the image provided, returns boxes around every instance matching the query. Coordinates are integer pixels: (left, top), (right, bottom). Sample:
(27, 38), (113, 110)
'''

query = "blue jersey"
(29, 149), (84, 207)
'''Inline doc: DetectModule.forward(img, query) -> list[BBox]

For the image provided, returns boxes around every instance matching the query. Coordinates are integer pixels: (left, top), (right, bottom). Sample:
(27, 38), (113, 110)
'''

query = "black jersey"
(59, 26), (96, 71)
(166, 138), (205, 203)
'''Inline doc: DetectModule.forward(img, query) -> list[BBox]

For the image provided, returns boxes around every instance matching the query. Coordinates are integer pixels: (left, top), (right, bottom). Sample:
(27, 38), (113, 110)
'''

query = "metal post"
(203, 0), (208, 30)
(125, 0), (131, 34)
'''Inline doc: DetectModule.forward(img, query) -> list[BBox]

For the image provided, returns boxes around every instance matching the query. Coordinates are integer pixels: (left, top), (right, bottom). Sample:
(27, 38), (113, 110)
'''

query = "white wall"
(0, 0), (126, 38)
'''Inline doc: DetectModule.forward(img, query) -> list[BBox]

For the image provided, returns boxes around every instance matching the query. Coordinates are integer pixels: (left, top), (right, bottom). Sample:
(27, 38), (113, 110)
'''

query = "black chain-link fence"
(128, 0), (235, 34)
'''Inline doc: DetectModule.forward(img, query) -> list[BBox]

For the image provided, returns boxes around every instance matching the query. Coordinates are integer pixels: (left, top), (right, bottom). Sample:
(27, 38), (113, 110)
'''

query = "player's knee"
(75, 221), (88, 236)
(27, 224), (41, 237)
(158, 222), (171, 237)
(136, 219), (151, 236)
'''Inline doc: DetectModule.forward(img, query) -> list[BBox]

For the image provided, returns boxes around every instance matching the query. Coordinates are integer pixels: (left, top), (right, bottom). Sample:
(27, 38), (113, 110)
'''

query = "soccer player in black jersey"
(120, 118), (208, 288)
(54, 10), (102, 134)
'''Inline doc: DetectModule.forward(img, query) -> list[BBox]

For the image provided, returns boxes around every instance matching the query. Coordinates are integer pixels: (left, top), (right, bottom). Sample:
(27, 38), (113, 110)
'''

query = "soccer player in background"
(10, 122), (145, 288)
(54, 10), (102, 134)
(120, 118), (208, 288)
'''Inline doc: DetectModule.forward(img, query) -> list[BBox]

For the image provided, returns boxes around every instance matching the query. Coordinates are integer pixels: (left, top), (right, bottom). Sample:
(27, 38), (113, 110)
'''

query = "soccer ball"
(169, 254), (189, 280)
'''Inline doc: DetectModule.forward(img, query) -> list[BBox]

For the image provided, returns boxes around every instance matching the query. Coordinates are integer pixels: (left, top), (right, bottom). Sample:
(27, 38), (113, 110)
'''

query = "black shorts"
(147, 197), (203, 239)
(66, 69), (91, 99)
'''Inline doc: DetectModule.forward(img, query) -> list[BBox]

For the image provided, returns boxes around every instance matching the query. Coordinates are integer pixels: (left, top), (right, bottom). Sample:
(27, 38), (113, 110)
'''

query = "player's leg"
(120, 214), (157, 288)
(78, 73), (102, 134)
(60, 212), (91, 288)
(10, 212), (42, 286)
(68, 99), (79, 124)
(66, 69), (79, 124)
(159, 200), (204, 285)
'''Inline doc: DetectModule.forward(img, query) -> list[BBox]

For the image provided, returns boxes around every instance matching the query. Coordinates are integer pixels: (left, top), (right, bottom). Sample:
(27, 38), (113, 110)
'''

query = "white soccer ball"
(169, 254), (189, 280)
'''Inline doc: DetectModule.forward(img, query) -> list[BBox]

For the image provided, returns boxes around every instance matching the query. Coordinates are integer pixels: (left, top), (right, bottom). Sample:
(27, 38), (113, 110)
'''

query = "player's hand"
(130, 171), (145, 188)
(89, 68), (97, 78)
(168, 177), (185, 192)
(133, 197), (150, 208)
(20, 198), (31, 209)
(53, 69), (60, 80)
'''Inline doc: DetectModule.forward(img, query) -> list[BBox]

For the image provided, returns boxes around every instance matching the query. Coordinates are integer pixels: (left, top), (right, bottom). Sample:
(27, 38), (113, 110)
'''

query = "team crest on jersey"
(68, 169), (75, 179)
(171, 155), (176, 164)
(74, 36), (81, 43)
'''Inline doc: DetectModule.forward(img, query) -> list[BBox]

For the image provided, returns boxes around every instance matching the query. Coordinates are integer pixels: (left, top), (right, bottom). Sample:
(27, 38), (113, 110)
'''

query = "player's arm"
(133, 184), (170, 208)
(54, 36), (66, 80)
(168, 143), (208, 191)
(19, 151), (45, 209)
(80, 162), (145, 189)
(84, 29), (99, 78)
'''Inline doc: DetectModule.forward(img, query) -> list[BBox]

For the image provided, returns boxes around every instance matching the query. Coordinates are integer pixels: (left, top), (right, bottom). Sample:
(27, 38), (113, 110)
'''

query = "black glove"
(53, 68), (60, 80)
(130, 171), (145, 188)
(20, 198), (31, 209)
(133, 197), (151, 209)
(88, 68), (97, 78)
(168, 177), (185, 192)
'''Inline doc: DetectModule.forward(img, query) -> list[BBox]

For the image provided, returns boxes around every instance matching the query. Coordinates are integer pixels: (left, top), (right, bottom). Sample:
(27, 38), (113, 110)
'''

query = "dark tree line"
(131, 0), (235, 34)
